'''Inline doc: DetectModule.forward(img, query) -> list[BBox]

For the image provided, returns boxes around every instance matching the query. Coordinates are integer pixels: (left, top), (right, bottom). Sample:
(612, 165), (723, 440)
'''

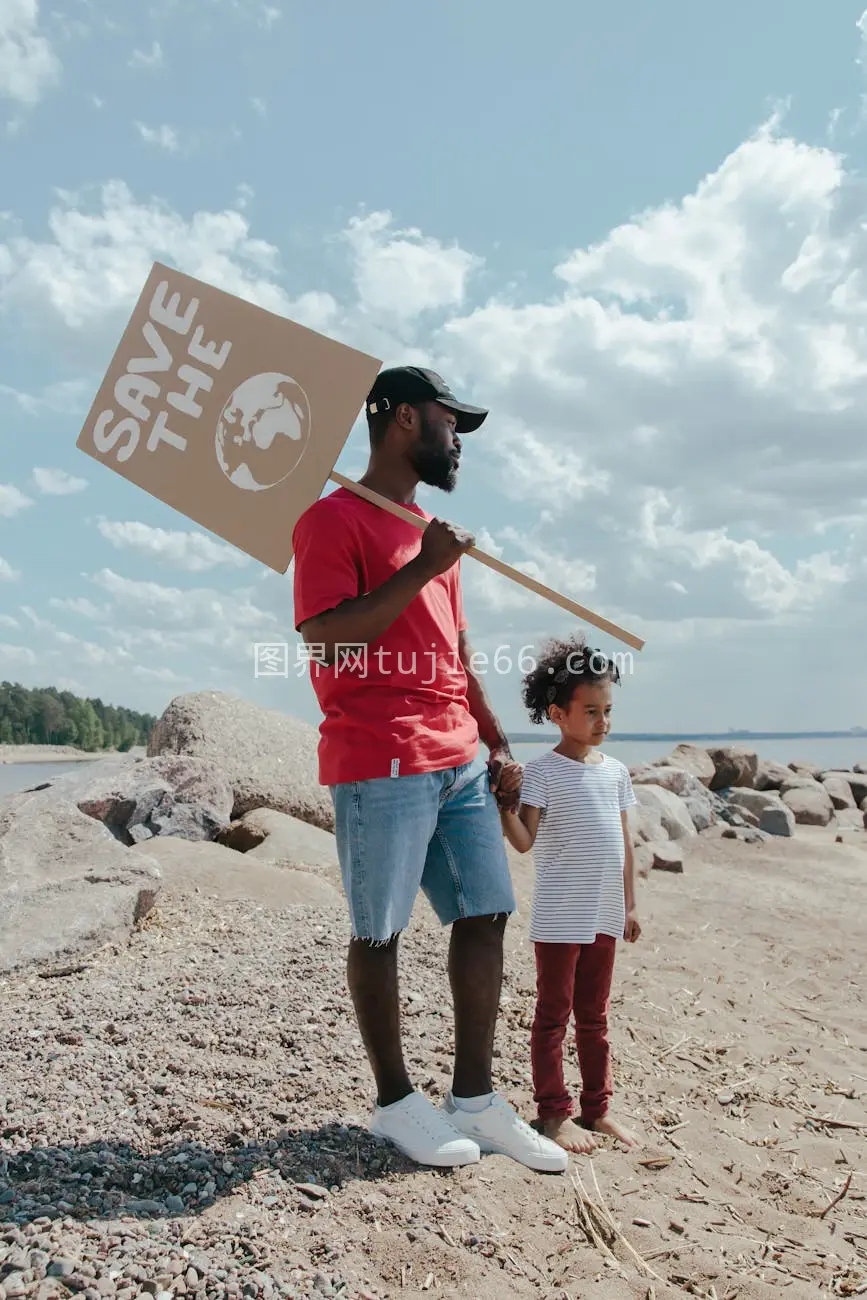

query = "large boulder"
(833, 808), (865, 833)
(779, 774), (822, 795)
(147, 691), (333, 832)
(630, 765), (715, 832)
(655, 743), (715, 788)
(707, 745), (759, 792)
(634, 785), (696, 840)
(725, 787), (785, 820)
(781, 784), (835, 827)
(754, 760), (794, 791)
(822, 771), (867, 805)
(130, 837), (340, 909)
(789, 760), (822, 780)
(71, 755), (234, 845)
(217, 808), (338, 869)
(625, 801), (666, 848)
(0, 790), (160, 975)
(821, 775), (856, 811)
(759, 803), (796, 837)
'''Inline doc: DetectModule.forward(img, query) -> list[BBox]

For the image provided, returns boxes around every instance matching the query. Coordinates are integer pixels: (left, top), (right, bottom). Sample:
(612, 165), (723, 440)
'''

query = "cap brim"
(438, 399), (488, 434)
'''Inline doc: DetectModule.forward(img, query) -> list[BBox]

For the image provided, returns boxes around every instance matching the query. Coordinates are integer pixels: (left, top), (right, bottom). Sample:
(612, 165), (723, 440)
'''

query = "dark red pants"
(531, 935), (617, 1124)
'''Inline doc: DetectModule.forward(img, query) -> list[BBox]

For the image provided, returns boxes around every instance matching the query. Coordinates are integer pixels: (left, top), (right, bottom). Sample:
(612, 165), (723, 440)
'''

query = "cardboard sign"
(76, 262), (383, 571)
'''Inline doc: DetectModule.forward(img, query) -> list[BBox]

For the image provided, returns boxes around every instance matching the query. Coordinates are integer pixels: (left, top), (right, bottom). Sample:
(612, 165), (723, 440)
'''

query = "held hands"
(624, 907), (642, 943)
(418, 518), (475, 577)
(488, 748), (522, 813)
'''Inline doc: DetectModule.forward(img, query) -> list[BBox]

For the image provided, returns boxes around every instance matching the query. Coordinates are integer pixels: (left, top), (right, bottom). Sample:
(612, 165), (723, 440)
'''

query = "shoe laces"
(489, 1094), (543, 1142)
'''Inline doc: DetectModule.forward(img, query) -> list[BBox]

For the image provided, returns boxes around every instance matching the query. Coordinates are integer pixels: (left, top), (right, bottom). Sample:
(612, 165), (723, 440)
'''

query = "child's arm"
(621, 810), (641, 942)
(500, 802), (541, 854)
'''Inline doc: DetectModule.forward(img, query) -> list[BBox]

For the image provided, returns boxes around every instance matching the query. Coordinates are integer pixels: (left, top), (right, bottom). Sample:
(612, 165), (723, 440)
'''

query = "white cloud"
(0, 642), (36, 666)
(635, 489), (850, 616)
(135, 122), (179, 152)
(0, 557), (21, 582)
(3, 107), (867, 729)
(31, 467), (87, 495)
(129, 41), (163, 69)
(0, 179), (328, 339)
(0, 0), (60, 108)
(0, 613), (19, 627)
(0, 376), (92, 415)
(0, 483), (32, 517)
(343, 211), (482, 321)
(49, 597), (104, 618)
(94, 519), (250, 572)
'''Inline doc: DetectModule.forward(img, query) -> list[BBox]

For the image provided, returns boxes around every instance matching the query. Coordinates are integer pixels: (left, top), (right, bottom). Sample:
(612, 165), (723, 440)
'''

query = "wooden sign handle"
(327, 471), (645, 652)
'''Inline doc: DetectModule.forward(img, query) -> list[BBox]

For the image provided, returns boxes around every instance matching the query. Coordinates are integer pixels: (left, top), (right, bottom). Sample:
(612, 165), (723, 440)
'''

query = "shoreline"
(0, 745), (133, 765)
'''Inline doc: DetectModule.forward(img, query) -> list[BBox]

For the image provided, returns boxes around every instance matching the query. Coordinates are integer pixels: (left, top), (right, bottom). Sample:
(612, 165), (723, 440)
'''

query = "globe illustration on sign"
(215, 372), (312, 491)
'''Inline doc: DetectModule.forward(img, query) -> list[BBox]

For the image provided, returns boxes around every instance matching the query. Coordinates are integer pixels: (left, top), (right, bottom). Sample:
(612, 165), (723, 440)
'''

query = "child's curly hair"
(521, 632), (622, 725)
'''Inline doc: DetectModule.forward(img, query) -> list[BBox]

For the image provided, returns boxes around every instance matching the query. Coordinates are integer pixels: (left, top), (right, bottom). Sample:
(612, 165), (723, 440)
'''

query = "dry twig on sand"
(817, 1171), (854, 1220)
(571, 1165), (665, 1284)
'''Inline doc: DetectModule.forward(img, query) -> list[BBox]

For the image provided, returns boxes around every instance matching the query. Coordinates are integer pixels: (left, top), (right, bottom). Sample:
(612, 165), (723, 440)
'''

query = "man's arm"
(297, 516), (474, 666)
(458, 629), (521, 809)
(458, 630), (511, 755)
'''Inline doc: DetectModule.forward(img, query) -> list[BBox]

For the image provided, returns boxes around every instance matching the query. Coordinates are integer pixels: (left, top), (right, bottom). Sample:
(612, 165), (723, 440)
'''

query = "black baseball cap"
(365, 365), (488, 434)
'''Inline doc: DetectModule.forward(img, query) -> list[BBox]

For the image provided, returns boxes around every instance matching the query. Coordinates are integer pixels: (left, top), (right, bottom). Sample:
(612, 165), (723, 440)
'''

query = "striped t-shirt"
(520, 750), (637, 945)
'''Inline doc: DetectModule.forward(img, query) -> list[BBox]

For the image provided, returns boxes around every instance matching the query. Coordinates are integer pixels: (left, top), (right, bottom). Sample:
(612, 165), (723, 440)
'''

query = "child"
(500, 634), (641, 1155)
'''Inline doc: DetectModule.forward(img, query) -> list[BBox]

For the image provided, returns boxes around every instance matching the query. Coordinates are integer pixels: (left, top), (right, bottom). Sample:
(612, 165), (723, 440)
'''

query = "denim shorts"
(329, 753), (517, 942)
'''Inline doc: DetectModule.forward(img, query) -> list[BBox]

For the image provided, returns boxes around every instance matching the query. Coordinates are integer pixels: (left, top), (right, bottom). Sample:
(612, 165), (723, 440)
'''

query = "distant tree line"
(0, 682), (157, 752)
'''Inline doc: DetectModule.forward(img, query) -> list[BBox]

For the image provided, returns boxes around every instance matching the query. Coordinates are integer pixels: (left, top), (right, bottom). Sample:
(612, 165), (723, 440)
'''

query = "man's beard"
(409, 415), (458, 491)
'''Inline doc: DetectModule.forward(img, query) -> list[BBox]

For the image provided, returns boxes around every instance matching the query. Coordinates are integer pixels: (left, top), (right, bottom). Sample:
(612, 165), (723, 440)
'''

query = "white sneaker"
(369, 1090), (481, 1168)
(441, 1091), (569, 1173)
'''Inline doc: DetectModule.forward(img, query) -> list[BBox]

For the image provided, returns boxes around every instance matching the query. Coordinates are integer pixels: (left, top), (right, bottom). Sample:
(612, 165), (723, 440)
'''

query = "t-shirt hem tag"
(390, 758), (400, 778)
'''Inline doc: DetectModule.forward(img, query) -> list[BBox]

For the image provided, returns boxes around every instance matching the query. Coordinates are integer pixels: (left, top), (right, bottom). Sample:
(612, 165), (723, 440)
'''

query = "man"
(291, 365), (567, 1174)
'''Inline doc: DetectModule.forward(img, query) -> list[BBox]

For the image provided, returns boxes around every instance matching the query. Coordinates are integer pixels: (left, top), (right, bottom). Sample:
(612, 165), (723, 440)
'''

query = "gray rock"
(754, 760), (793, 791)
(630, 765), (715, 831)
(147, 691), (333, 832)
(634, 785), (696, 840)
(707, 745), (759, 792)
(833, 808), (865, 832)
(725, 787), (784, 818)
(654, 743), (715, 787)
(217, 808), (337, 869)
(129, 837), (340, 909)
(650, 843), (684, 873)
(822, 770), (867, 804)
(779, 774), (821, 794)
(781, 784), (835, 826)
(821, 776), (856, 811)
(0, 790), (160, 976)
(75, 755), (233, 845)
(789, 759), (822, 779)
(625, 802), (666, 847)
(759, 803), (796, 837)
(683, 794), (715, 832)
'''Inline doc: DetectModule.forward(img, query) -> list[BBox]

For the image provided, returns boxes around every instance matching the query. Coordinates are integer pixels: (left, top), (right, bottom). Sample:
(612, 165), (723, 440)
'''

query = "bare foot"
(590, 1114), (641, 1148)
(542, 1117), (597, 1155)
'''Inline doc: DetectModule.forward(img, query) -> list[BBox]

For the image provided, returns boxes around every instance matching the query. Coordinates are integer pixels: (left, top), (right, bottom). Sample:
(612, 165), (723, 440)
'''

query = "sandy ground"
(1, 823), (865, 1299)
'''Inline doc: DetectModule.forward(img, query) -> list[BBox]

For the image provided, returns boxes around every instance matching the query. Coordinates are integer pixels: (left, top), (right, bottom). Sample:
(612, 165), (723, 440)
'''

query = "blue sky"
(2, 0), (867, 736)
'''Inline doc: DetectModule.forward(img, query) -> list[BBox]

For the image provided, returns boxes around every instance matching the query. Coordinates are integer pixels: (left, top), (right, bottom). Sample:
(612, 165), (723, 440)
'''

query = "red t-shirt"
(291, 486), (479, 785)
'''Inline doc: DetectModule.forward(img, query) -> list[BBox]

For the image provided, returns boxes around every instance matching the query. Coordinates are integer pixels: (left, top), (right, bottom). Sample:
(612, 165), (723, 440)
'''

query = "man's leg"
(330, 773), (481, 1168)
(421, 757), (568, 1173)
(449, 911), (507, 1100)
(347, 934), (411, 1109)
